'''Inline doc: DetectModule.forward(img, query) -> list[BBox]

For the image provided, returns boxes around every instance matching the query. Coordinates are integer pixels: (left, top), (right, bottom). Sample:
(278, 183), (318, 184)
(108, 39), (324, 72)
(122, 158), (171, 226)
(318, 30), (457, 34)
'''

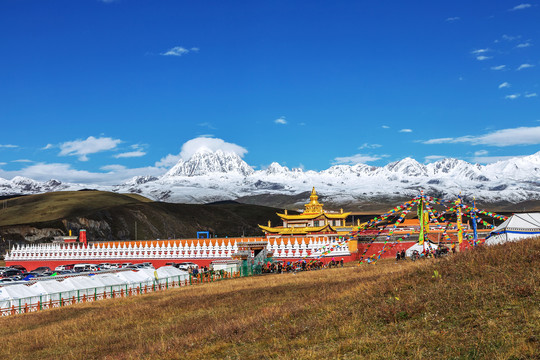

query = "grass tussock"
(1, 239), (539, 359)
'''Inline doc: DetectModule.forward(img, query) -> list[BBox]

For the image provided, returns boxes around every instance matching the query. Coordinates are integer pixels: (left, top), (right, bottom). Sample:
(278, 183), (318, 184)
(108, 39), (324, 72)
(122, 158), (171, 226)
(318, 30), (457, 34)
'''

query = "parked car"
(0, 268), (24, 278)
(9, 265), (27, 273)
(109, 263), (121, 269)
(177, 262), (198, 271)
(32, 266), (52, 274)
(120, 263), (133, 268)
(98, 263), (111, 270)
(141, 262), (154, 269)
(73, 264), (94, 272)
(55, 264), (75, 271)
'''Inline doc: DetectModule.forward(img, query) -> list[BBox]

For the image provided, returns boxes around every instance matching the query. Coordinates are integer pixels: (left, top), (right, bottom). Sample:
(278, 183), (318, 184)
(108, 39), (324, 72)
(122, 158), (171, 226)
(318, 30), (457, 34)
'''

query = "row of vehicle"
(0, 262), (158, 283)
(0, 265), (54, 282)
(54, 262), (154, 272)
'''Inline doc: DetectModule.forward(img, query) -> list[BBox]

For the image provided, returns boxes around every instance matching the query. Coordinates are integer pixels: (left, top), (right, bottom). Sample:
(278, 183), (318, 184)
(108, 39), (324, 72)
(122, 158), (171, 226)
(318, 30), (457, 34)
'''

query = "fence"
(0, 270), (242, 317)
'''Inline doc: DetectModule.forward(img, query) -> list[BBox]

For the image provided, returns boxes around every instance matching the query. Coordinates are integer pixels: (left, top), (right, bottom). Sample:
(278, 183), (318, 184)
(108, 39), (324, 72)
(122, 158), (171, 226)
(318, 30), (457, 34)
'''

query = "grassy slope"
(1, 239), (538, 359)
(0, 191), (287, 239)
(0, 191), (151, 227)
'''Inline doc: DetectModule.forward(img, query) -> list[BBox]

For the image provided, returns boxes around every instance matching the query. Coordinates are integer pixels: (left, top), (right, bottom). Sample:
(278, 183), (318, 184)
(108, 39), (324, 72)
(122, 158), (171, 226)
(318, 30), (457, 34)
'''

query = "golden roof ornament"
(304, 187), (324, 214)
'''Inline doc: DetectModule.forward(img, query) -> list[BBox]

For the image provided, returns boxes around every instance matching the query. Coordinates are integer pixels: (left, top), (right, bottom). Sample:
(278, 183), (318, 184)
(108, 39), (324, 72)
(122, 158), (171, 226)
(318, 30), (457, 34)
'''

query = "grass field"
(1, 239), (538, 359)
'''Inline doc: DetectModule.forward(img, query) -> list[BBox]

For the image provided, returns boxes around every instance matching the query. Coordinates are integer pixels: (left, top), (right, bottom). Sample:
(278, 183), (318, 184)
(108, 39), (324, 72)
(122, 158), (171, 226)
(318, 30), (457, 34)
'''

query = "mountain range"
(1, 149), (540, 210)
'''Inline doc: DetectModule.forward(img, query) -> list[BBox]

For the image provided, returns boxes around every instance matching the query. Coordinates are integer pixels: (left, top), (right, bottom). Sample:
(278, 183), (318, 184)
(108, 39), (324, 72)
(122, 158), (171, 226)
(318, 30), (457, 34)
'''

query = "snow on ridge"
(1, 150), (539, 204)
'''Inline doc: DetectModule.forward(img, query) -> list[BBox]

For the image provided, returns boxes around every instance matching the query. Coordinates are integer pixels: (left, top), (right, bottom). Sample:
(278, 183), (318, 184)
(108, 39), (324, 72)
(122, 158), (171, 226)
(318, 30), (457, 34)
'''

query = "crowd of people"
(260, 257), (344, 274)
(396, 246), (451, 261)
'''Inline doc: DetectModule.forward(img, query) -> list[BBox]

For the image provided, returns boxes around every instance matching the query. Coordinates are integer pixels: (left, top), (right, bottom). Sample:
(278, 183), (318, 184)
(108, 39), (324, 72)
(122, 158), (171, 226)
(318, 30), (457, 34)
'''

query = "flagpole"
(471, 197), (478, 246)
(418, 191), (425, 252)
(456, 194), (463, 251)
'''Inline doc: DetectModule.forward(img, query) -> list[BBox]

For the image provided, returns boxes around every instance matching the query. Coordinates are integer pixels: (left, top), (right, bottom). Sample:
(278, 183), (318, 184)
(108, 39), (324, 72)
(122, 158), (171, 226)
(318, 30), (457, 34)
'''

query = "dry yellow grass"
(1, 239), (538, 359)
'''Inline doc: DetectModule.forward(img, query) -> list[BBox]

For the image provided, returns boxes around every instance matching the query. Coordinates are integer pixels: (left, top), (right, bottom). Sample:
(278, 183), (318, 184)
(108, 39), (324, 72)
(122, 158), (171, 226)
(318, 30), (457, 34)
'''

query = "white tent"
(63, 276), (107, 297)
(29, 279), (77, 303)
(156, 266), (188, 278)
(405, 240), (441, 257)
(0, 284), (41, 310)
(486, 213), (540, 245)
(115, 270), (154, 289)
(137, 267), (188, 285)
(93, 274), (128, 293)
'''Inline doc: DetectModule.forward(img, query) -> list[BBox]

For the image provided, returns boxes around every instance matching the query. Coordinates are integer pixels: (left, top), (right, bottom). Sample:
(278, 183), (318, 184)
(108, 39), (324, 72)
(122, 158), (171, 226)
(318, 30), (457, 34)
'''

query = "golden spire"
(304, 187), (324, 214)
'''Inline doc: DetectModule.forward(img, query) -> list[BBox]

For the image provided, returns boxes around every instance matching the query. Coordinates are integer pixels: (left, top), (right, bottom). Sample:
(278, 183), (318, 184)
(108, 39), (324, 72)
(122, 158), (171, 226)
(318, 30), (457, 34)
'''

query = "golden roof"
(277, 212), (350, 220)
(258, 223), (337, 235)
(277, 188), (349, 220)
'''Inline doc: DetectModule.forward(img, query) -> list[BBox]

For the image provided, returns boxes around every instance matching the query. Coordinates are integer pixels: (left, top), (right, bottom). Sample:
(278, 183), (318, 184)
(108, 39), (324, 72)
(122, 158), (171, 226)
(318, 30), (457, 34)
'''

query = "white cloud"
(516, 42), (531, 48)
(423, 126), (540, 146)
(399, 129), (413, 133)
(424, 155), (446, 163)
(501, 34), (521, 41)
(510, 4), (532, 11)
(471, 48), (489, 54)
(42, 144), (54, 150)
(100, 164), (126, 171)
(198, 122), (216, 129)
(12, 159), (32, 163)
(179, 136), (247, 161)
(155, 153), (181, 168)
(154, 137), (248, 167)
(0, 144), (18, 148)
(161, 46), (194, 57)
(358, 143), (382, 149)
(498, 82), (511, 89)
(445, 17), (460, 22)
(190, 47), (200, 52)
(274, 116), (287, 125)
(491, 65), (506, 70)
(474, 150), (489, 156)
(113, 150), (146, 159)
(0, 162), (6, 166)
(517, 63), (534, 70)
(423, 137), (453, 144)
(476, 56), (492, 61)
(525, 93), (538, 98)
(505, 94), (521, 99)
(333, 153), (385, 165)
(382, 125), (390, 129)
(59, 136), (122, 161)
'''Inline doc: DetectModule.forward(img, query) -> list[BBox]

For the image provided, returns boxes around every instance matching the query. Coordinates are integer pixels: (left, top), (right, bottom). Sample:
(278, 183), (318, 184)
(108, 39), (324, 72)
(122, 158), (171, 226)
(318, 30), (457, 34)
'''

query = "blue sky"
(0, 1), (539, 184)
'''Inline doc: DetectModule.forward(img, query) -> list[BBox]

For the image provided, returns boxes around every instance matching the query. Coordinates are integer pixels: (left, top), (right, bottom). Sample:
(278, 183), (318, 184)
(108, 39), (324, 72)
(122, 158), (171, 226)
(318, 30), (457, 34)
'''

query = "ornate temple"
(258, 188), (352, 241)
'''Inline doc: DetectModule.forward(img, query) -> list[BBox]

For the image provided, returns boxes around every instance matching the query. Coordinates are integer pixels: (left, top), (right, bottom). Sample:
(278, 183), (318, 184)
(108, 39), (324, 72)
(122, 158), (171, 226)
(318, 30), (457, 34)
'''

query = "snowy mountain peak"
(385, 157), (427, 177)
(265, 162), (290, 174)
(162, 148), (254, 177)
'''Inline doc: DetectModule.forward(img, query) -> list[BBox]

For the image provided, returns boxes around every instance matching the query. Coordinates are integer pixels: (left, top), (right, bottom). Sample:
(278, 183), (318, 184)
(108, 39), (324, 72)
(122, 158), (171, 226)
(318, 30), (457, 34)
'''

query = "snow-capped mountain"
(2, 149), (540, 206)
(0, 176), (69, 195)
(163, 149), (254, 177)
